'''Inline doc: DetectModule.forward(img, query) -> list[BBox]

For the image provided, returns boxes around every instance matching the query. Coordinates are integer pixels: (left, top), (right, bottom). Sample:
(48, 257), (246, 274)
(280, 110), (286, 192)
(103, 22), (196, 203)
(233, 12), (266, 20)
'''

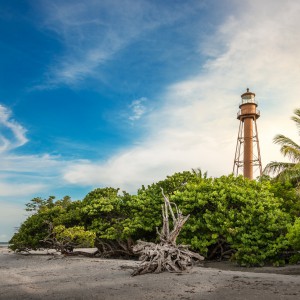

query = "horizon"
(1, 0), (300, 240)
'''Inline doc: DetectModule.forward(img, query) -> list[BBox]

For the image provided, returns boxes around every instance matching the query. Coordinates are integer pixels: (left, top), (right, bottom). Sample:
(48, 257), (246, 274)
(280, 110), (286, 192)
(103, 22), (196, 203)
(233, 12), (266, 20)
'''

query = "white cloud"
(63, 0), (300, 192)
(63, 133), (228, 192)
(0, 104), (28, 152)
(0, 182), (46, 197)
(0, 152), (88, 197)
(0, 150), (86, 240)
(128, 97), (147, 121)
(2, 0), (300, 240)
(0, 103), (92, 199)
(0, 104), (55, 198)
(3, 0), (300, 196)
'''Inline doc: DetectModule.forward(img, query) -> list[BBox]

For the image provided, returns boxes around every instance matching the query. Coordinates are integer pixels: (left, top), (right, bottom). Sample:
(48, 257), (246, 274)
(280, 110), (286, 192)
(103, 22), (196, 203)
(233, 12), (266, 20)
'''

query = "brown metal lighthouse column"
(233, 89), (262, 179)
(244, 117), (253, 179)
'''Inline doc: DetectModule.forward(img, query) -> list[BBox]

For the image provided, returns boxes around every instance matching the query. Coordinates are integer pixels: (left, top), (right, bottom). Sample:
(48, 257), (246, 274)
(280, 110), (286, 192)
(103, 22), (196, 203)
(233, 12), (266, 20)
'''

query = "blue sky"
(1, 0), (300, 241)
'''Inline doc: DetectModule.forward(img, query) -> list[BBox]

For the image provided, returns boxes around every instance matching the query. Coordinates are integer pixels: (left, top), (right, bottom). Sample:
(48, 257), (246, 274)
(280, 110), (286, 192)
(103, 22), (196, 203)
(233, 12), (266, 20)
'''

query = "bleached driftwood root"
(132, 189), (204, 276)
(132, 241), (203, 276)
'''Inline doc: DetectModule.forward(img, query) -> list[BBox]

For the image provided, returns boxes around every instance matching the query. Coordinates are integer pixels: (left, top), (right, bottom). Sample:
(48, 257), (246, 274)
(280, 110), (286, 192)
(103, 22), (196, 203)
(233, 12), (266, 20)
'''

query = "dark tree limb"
(95, 238), (135, 258)
(41, 222), (75, 254)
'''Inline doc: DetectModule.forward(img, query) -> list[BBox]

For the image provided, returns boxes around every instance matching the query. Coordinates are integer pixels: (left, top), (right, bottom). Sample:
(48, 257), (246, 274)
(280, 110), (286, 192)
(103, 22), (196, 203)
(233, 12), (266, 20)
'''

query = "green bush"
(53, 225), (96, 248)
(9, 196), (82, 251)
(172, 175), (291, 266)
(9, 171), (299, 267)
(287, 218), (300, 250)
(9, 213), (50, 251)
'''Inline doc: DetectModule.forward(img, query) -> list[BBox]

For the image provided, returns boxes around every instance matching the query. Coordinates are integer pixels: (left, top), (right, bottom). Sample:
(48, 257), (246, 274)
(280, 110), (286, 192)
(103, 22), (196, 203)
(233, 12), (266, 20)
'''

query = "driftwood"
(132, 188), (204, 276)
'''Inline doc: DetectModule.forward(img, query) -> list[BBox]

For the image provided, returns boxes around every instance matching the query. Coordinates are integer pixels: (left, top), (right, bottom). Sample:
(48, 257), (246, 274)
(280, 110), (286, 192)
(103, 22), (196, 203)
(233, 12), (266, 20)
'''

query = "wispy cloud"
(0, 103), (86, 197)
(0, 182), (46, 197)
(0, 149), (87, 239)
(0, 151), (88, 197)
(34, 0), (206, 87)
(128, 97), (147, 121)
(0, 154), (57, 197)
(3, 0), (300, 196)
(0, 104), (28, 152)
(2, 0), (300, 240)
(63, 0), (300, 192)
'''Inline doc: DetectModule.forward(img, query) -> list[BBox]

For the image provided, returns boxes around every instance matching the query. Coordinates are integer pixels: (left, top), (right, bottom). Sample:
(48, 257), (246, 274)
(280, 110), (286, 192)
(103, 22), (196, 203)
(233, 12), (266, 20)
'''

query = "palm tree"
(263, 108), (300, 186)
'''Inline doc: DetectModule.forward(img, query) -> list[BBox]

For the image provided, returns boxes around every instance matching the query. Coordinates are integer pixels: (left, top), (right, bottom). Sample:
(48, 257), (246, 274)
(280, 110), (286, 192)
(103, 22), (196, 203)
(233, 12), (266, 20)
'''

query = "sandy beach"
(1, 247), (299, 300)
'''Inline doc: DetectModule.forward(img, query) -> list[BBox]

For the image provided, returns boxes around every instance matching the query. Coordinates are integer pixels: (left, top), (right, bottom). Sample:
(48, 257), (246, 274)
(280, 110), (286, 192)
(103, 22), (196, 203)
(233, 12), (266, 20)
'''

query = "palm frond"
(273, 134), (300, 153)
(263, 161), (295, 176)
(280, 145), (300, 162)
(292, 108), (300, 121)
(265, 108), (300, 186)
(276, 163), (300, 183)
(273, 130), (300, 162)
(291, 108), (300, 133)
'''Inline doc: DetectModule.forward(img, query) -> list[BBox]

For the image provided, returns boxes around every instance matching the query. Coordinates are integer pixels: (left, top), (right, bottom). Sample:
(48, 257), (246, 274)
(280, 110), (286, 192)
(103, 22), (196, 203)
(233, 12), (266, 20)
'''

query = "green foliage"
(286, 218), (300, 264)
(79, 172), (202, 242)
(172, 175), (291, 266)
(268, 180), (300, 218)
(9, 170), (300, 267)
(25, 196), (56, 212)
(120, 170), (204, 241)
(263, 108), (300, 188)
(9, 196), (82, 251)
(81, 187), (132, 240)
(9, 213), (50, 251)
(52, 200), (84, 228)
(53, 225), (96, 248)
(286, 218), (300, 250)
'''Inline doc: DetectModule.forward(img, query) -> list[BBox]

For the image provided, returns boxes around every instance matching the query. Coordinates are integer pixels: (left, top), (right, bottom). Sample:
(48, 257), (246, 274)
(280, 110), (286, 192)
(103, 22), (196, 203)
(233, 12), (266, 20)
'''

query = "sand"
(0, 247), (299, 300)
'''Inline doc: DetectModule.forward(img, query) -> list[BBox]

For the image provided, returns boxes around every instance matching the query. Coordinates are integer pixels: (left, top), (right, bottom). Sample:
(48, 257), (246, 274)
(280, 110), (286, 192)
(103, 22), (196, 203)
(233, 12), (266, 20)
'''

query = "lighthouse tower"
(233, 88), (262, 179)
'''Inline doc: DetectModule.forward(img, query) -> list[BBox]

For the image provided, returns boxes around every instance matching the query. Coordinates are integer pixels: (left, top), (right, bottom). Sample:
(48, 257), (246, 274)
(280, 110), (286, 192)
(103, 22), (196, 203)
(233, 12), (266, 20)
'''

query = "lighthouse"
(233, 88), (262, 179)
